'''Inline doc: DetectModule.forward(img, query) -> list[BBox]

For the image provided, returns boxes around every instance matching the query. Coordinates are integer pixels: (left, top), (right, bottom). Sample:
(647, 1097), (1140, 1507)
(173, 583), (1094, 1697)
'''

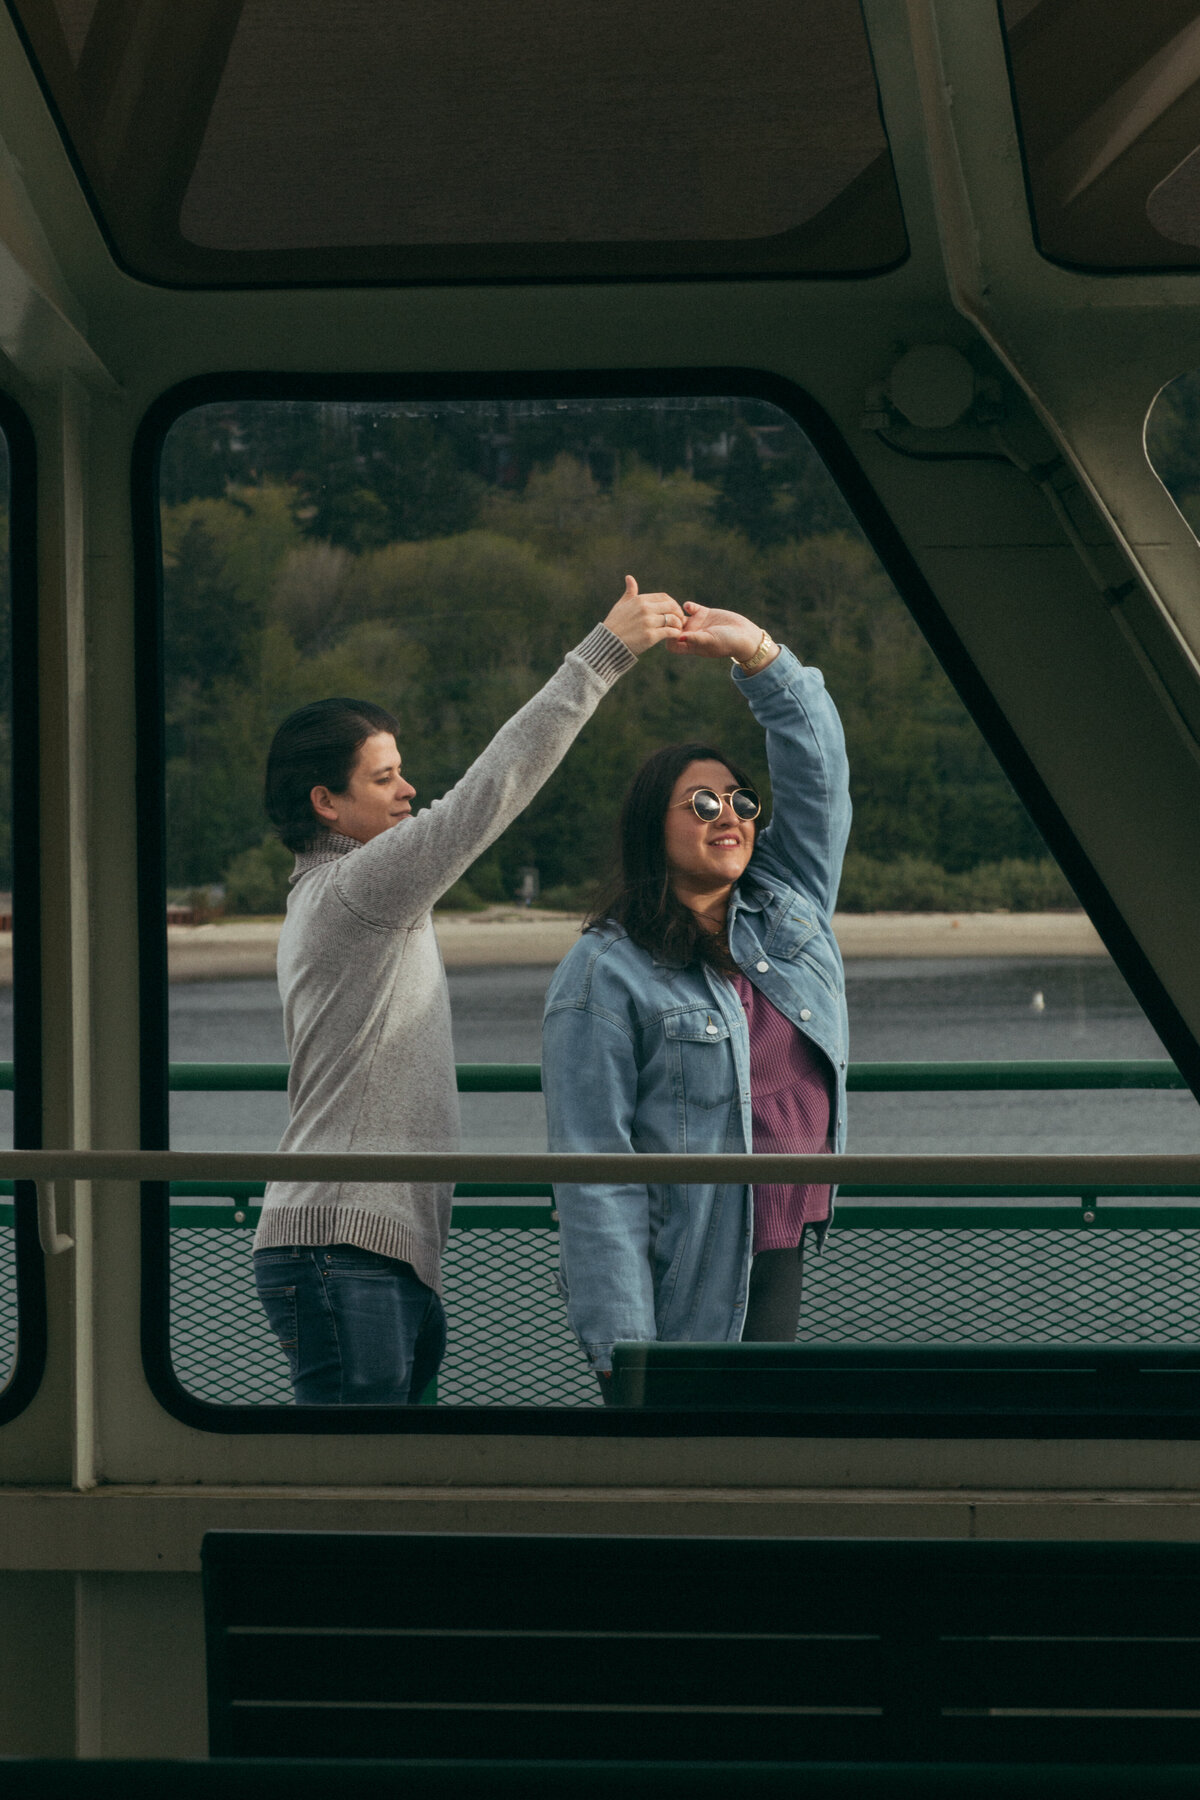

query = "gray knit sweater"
(253, 623), (636, 1293)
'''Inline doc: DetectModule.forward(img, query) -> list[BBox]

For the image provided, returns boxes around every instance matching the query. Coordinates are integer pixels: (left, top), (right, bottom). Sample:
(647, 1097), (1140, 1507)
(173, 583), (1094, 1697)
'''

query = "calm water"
(167, 957), (1200, 1155)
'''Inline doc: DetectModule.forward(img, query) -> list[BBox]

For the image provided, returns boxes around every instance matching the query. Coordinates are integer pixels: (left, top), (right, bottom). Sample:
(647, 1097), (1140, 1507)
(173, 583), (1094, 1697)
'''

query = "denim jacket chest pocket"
(662, 1009), (737, 1110)
(770, 910), (844, 1000)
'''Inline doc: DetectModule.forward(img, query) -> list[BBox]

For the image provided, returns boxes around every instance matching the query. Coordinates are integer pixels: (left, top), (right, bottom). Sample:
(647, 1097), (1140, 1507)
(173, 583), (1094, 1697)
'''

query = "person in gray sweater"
(252, 578), (684, 1405)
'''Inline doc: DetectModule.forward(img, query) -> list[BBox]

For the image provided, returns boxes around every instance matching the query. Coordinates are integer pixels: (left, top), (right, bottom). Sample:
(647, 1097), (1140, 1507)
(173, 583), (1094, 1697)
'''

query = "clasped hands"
(604, 575), (766, 664)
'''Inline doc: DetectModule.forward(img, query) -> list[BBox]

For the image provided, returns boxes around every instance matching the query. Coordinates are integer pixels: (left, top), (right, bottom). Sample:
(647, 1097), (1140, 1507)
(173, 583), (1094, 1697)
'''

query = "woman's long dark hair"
(588, 741), (756, 971)
(265, 697), (400, 852)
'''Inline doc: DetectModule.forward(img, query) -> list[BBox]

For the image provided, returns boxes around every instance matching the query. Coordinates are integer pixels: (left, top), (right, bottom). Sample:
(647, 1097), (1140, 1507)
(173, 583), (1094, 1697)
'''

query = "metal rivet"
(1082, 1211), (1096, 1224)
(233, 1209), (245, 1224)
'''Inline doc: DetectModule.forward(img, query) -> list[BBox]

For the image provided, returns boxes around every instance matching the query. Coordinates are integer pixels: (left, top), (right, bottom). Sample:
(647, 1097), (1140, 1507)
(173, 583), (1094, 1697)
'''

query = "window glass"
(1001, 0), (1200, 270)
(157, 393), (1200, 1415)
(1146, 365), (1200, 533)
(11, 0), (907, 282)
(0, 429), (15, 1389)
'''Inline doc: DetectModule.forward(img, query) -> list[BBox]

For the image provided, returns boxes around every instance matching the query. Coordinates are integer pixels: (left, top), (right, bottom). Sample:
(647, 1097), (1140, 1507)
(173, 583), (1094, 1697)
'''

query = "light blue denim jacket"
(542, 648), (852, 1371)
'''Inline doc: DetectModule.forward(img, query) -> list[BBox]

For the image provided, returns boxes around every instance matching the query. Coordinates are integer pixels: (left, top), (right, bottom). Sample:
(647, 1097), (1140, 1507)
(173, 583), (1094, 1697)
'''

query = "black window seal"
(133, 365), (1200, 1439)
(0, 389), (44, 1426)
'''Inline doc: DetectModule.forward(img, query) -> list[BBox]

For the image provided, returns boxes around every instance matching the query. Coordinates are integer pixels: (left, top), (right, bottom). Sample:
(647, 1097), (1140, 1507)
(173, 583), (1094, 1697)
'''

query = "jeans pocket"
(253, 1247), (303, 1268)
(325, 1246), (402, 1277)
(256, 1279), (299, 1371)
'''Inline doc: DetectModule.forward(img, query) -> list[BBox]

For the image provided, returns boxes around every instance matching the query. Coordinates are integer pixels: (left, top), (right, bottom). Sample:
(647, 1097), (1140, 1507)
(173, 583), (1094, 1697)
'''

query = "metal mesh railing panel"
(799, 1226), (1200, 1344)
(438, 1226), (599, 1406)
(171, 1225), (294, 1405)
(0, 1224), (14, 1387)
(168, 1220), (600, 1407)
(167, 1218), (1200, 1407)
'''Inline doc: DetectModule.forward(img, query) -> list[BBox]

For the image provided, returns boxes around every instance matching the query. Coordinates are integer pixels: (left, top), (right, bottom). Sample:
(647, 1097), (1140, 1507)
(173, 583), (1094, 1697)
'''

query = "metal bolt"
(233, 1209), (246, 1224)
(1082, 1210), (1096, 1224)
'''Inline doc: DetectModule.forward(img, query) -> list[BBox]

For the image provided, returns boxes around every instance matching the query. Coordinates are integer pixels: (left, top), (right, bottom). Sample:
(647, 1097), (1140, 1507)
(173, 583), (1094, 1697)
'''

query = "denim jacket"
(542, 648), (852, 1371)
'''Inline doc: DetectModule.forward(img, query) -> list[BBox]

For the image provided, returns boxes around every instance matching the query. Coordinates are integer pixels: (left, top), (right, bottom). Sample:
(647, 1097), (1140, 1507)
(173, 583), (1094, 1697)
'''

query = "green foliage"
(539, 882), (594, 914)
(223, 835), (293, 914)
(711, 426), (786, 547)
(158, 406), (1087, 911)
(438, 879), (488, 912)
(838, 854), (1076, 913)
(305, 415), (484, 550)
(463, 857), (510, 903)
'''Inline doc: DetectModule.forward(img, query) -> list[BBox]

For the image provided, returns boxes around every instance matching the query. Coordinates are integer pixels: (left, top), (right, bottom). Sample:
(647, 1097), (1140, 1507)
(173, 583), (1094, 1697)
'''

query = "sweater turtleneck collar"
(291, 831), (362, 881)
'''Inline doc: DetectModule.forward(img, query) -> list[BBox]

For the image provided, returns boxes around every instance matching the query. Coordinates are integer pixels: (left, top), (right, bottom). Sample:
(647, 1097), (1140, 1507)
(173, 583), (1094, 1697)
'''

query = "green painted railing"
(163, 1059), (1192, 1094)
(0, 1061), (1194, 1230)
(0, 1057), (1182, 1095)
(154, 1058), (1200, 1230)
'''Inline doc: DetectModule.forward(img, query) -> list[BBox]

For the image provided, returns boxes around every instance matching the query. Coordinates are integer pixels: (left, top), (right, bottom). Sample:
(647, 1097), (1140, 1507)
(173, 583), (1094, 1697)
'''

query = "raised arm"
(673, 602), (851, 914)
(333, 580), (684, 927)
(542, 999), (657, 1373)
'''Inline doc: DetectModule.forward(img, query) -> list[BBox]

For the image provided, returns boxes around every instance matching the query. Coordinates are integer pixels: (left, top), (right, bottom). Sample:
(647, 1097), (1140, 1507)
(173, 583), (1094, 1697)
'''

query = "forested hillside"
(160, 396), (1083, 914)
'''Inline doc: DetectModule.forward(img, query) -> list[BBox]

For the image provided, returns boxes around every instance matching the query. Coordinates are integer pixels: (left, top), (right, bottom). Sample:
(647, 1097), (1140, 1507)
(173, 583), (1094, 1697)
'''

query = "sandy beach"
(0, 909), (1109, 986)
(117, 906), (1110, 982)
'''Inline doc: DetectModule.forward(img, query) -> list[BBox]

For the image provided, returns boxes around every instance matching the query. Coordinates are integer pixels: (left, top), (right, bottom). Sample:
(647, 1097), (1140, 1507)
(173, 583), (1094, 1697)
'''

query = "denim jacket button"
(800, 1008), (812, 1021)
(755, 959), (769, 973)
(705, 1022), (719, 1036)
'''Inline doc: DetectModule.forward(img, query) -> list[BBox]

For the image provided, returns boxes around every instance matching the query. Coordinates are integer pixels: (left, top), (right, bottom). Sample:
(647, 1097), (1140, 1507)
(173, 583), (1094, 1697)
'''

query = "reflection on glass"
(160, 396), (1196, 1408)
(1002, 0), (1200, 268)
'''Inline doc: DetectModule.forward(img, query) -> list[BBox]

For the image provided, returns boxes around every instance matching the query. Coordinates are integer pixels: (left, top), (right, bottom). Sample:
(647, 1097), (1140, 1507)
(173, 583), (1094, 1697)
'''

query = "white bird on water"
(1031, 991), (1045, 1012)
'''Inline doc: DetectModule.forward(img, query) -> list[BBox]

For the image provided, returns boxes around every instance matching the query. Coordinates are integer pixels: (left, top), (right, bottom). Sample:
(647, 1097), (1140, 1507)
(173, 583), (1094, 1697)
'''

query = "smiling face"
(310, 731), (416, 844)
(663, 758), (756, 901)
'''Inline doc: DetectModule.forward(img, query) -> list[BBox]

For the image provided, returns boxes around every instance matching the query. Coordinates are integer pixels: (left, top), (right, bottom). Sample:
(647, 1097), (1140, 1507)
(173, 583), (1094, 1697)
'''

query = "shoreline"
(147, 907), (1107, 982)
(0, 909), (1108, 987)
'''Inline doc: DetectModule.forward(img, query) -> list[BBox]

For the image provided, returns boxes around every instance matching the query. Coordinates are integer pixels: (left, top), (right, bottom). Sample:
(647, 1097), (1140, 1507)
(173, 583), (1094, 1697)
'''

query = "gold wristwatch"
(734, 630), (777, 675)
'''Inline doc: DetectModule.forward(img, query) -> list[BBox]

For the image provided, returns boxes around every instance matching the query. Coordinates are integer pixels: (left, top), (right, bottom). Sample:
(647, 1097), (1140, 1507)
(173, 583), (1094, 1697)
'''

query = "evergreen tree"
(711, 426), (782, 547)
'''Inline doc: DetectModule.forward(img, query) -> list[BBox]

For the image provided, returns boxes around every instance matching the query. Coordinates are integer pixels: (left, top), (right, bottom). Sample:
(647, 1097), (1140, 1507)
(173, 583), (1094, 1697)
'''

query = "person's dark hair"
(588, 741), (757, 971)
(265, 697), (400, 853)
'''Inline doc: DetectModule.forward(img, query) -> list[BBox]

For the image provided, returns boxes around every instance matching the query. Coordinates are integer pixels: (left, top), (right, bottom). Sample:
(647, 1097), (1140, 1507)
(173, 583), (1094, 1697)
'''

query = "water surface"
(167, 957), (1200, 1155)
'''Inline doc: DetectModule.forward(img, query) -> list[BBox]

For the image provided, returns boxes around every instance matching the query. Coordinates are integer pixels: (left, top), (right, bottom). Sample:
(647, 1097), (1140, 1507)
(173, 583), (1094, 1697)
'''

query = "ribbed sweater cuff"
(572, 622), (638, 686)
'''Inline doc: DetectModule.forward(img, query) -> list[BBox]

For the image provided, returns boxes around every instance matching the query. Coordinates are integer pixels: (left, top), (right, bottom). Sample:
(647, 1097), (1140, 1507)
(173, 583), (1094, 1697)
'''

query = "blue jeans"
(253, 1244), (446, 1406)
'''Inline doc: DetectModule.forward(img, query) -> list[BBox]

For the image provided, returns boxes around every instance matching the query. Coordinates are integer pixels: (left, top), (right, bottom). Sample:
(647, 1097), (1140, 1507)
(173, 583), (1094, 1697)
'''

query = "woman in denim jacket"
(542, 601), (851, 1393)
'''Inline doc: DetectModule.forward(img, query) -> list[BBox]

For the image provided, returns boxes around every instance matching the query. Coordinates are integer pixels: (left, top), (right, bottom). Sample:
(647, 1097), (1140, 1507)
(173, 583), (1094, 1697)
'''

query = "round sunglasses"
(672, 786), (761, 823)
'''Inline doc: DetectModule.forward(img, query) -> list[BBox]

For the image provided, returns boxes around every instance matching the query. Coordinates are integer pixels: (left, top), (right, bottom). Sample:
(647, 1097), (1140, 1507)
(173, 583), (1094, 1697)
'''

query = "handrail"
(2, 1060), (1187, 1248)
(6, 1150), (1200, 1184)
(35, 1178), (73, 1254)
(162, 1059), (1190, 1094)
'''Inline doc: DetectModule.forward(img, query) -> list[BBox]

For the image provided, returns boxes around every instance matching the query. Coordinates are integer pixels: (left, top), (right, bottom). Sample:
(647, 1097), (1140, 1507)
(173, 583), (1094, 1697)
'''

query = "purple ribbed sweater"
(730, 974), (833, 1252)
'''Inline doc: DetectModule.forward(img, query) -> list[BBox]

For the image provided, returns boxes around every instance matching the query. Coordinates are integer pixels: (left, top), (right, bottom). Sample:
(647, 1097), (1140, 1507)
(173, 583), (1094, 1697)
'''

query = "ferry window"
(0, 428), (11, 1388)
(147, 386), (1200, 1427)
(10, 0), (907, 283)
(0, 409), (39, 1425)
(1001, 0), (1200, 270)
(1147, 367), (1200, 531)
